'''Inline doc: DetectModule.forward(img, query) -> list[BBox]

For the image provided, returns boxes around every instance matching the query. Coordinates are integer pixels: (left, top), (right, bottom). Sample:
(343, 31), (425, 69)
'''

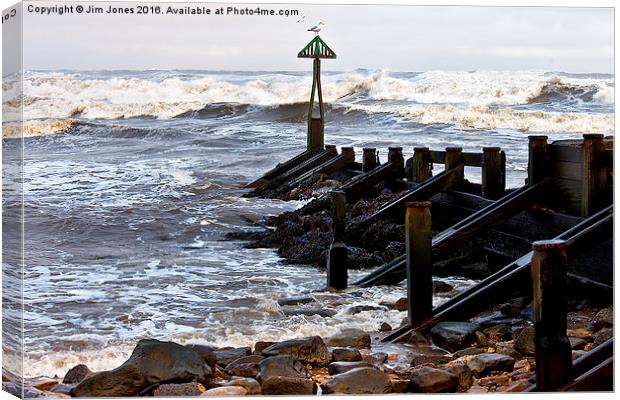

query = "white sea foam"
(8, 70), (614, 125)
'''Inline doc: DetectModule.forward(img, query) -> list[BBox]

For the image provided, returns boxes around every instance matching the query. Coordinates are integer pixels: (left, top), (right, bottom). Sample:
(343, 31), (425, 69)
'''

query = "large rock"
(224, 355), (263, 377)
(514, 326), (536, 355)
(256, 355), (309, 383)
(321, 367), (392, 394)
(261, 376), (315, 395)
(594, 327), (613, 345)
(281, 307), (337, 318)
(202, 386), (247, 396)
(328, 361), (374, 375)
(325, 329), (371, 348)
(331, 347), (363, 362)
(262, 336), (330, 366)
(594, 307), (613, 330)
(430, 322), (480, 352)
(466, 353), (515, 378)
(153, 382), (205, 396)
(71, 339), (211, 397)
(214, 347), (252, 367)
(483, 324), (512, 342)
(223, 378), (262, 395)
(253, 341), (275, 355)
(443, 362), (473, 392)
(63, 364), (92, 384)
(409, 367), (459, 393)
(186, 344), (218, 368)
(409, 346), (453, 367)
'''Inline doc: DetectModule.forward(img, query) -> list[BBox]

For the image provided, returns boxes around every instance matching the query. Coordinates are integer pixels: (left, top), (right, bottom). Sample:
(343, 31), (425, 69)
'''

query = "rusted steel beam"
(355, 179), (550, 288)
(353, 165), (465, 231)
(384, 204), (613, 344)
(245, 148), (323, 188)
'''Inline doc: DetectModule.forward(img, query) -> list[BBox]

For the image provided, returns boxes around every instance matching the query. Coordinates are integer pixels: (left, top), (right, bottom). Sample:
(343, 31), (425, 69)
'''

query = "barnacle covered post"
(298, 36), (336, 151)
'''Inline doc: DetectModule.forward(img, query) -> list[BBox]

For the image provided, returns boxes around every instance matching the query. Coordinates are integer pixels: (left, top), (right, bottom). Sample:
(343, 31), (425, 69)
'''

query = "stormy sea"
(1, 69), (614, 377)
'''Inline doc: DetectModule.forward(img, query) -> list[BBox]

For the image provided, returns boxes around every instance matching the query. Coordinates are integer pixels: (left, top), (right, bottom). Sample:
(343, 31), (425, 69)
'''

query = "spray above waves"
(3, 70), (614, 137)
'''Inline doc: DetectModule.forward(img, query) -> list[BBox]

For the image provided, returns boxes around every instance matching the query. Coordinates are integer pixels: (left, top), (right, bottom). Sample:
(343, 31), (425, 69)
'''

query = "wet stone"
(223, 363), (258, 378)
(331, 347), (363, 362)
(214, 347), (252, 367)
(433, 280), (454, 294)
(443, 362), (474, 392)
(253, 341), (275, 355)
(328, 361), (374, 375)
(325, 328), (372, 348)
(380, 322), (392, 332)
(483, 324), (512, 342)
(362, 352), (388, 367)
(430, 322), (480, 352)
(153, 382), (205, 396)
(256, 355), (309, 383)
(202, 386), (247, 396)
(346, 304), (387, 314)
(261, 336), (330, 366)
(186, 344), (218, 369)
(321, 367), (392, 394)
(281, 306), (337, 318)
(277, 295), (316, 306)
(594, 307), (613, 330)
(454, 347), (485, 357)
(513, 326), (535, 356)
(51, 383), (75, 395)
(569, 337), (587, 350)
(409, 366), (459, 393)
(32, 379), (59, 391)
(71, 339), (212, 397)
(594, 327), (613, 345)
(471, 311), (514, 329)
(223, 378), (261, 395)
(63, 364), (92, 384)
(381, 297), (408, 312)
(3, 383), (42, 398)
(260, 376), (315, 395)
(467, 353), (515, 378)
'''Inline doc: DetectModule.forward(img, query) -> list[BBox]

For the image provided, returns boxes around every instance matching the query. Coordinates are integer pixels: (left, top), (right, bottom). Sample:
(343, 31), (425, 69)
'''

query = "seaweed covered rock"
(71, 339), (211, 397)
(261, 336), (330, 366)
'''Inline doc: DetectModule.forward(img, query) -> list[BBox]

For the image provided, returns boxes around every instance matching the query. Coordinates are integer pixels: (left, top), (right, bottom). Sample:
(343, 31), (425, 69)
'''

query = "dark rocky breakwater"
(4, 299), (613, 396)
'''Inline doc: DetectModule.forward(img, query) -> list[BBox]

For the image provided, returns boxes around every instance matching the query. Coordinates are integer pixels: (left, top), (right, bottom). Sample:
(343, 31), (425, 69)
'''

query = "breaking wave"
(3, 69), (613, 137)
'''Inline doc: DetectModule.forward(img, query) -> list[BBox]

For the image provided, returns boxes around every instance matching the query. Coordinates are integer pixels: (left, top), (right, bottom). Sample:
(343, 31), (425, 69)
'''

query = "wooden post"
(413, 147), (431, 183)
(309, 118), (324, 151)
(481, 147), (504, 199)
(531, 239), (572, 391)
(528, 135), (549, 186)
(405, 201), (433, 328)
(581, 134), (606, 217)
(327, 191), (348, 289)
(388, 146), (404, 179)
(362, 148), (378, 172)
(444, 147), (464, 170)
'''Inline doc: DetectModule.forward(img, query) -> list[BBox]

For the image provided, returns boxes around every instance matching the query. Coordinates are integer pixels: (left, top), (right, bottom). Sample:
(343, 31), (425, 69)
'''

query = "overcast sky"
(15, 2), (615, 72)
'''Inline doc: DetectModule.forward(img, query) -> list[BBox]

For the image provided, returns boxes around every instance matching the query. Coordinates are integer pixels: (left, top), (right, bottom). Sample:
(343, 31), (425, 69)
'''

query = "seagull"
(308, 22), (325, 35)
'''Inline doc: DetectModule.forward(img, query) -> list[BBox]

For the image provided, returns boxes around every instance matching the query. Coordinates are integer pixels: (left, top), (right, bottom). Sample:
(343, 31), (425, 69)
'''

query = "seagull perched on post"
(308, 22), (325, 35)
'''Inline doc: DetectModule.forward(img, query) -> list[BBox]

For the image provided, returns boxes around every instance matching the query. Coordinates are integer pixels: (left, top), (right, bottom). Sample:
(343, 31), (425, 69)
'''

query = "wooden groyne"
(246, 132), (613, 392)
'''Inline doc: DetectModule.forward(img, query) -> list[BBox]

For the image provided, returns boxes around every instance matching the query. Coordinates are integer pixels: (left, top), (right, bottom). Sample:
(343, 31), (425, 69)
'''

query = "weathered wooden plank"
(549, 143), (582, 163)
(385, 205), (612, 343)
(245, 148), (323, 188)
(405, 202), (433, 328)
(552, 160), (582, 181)
(561, 357), (613, 392)
(355, 179), (551, 287)
(336, 160), (404, 203)
(353, 165), (465, 229)
(430, 150), (483, 167)
(581, 134), (607, 217)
